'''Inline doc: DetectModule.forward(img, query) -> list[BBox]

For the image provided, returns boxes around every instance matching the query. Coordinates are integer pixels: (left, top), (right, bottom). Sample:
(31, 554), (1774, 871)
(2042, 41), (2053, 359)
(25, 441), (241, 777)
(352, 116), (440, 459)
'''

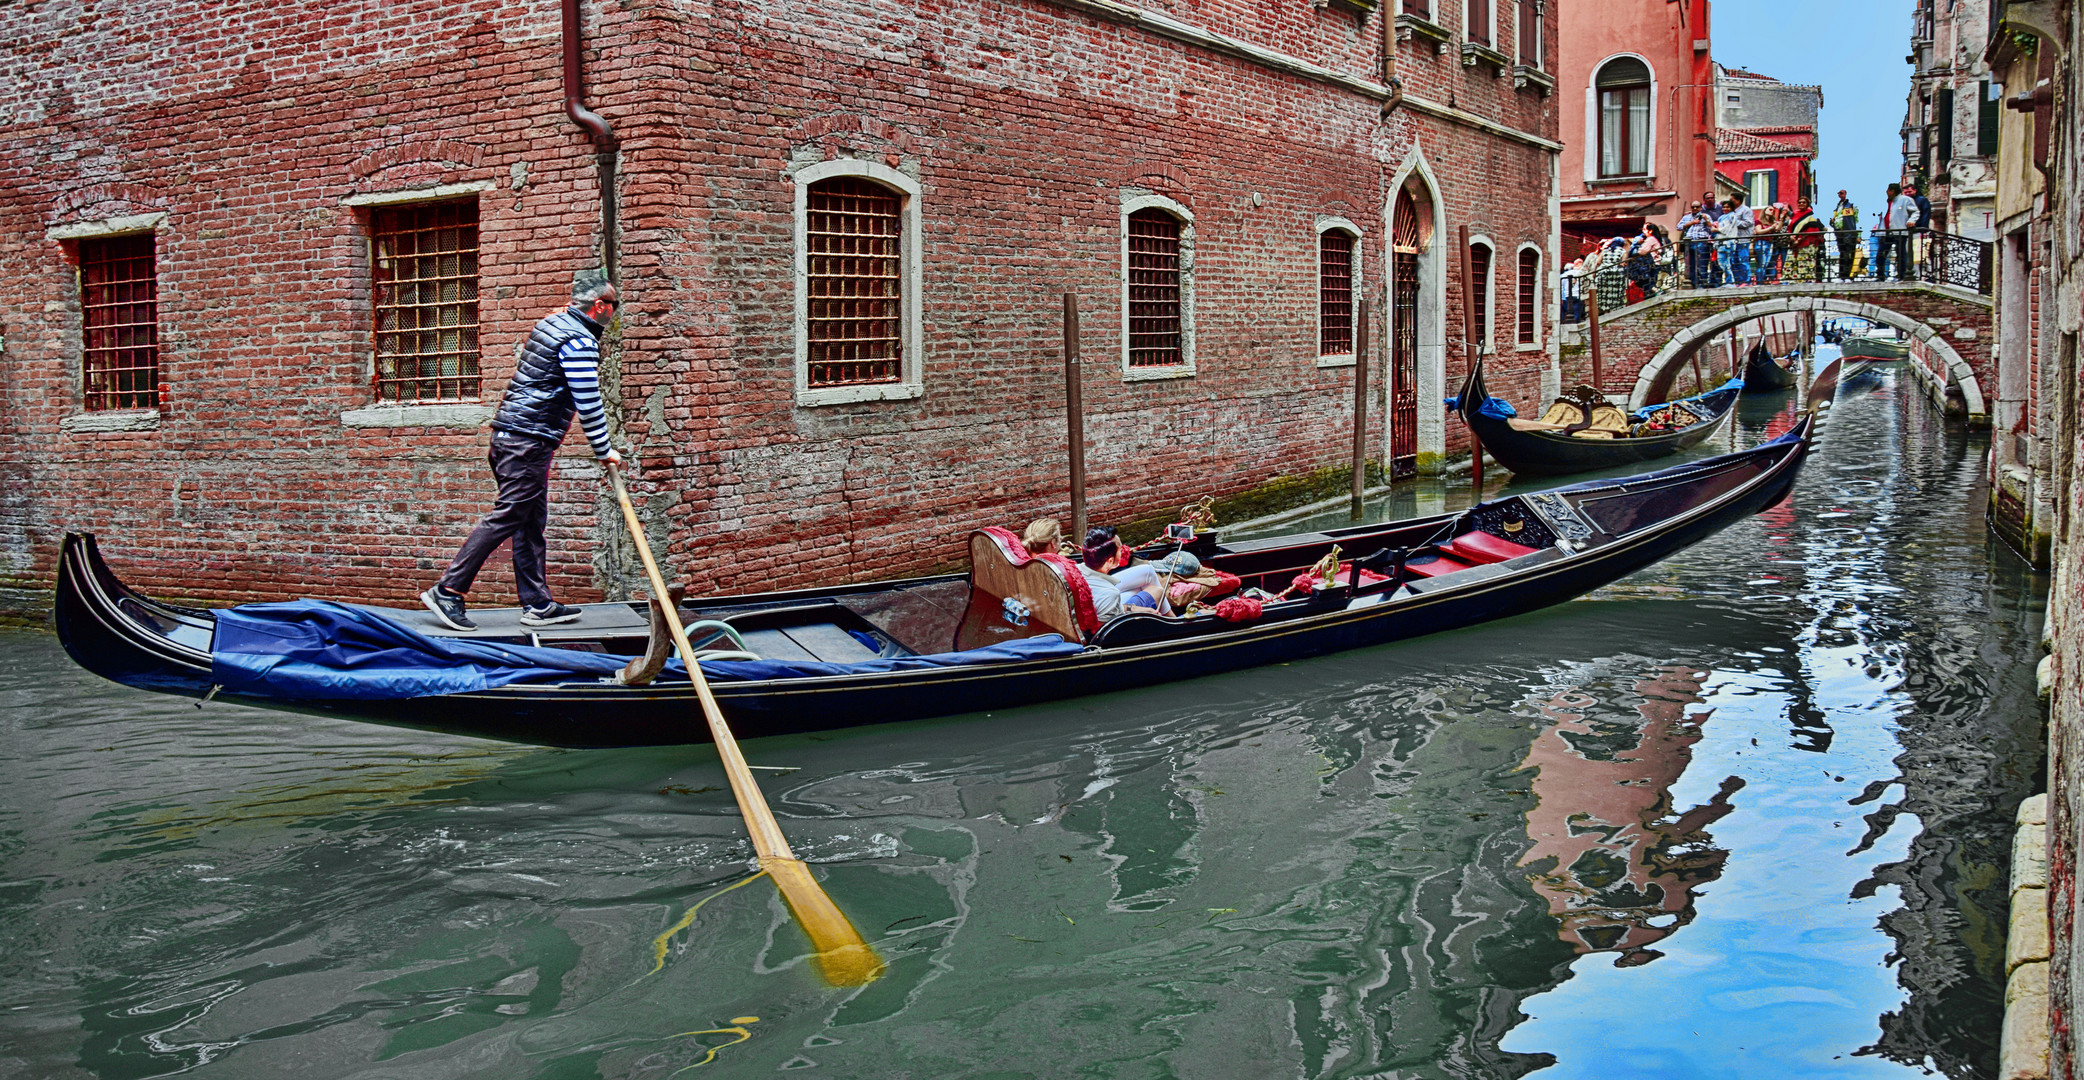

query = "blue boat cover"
(210, 600), (1085, 700)
(1443, 395), (1518, 420)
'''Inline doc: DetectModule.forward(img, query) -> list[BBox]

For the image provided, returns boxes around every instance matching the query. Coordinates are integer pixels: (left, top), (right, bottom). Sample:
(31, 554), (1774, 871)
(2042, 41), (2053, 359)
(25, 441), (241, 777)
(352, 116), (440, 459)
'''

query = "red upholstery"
(1402, 554), (1476, 578)
(1449, 531), (1541, 565)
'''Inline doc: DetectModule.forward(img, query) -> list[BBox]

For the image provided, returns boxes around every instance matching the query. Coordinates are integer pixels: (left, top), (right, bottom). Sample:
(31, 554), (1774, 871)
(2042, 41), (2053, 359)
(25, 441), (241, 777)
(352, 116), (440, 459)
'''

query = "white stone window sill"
(1316, 353), (1357, 368)
(1514, 342), (1546, 353)
(340, 402), (493, 429)
(61, 409), (160, 433)
(795, 382), (924, 408)
(1123, 364), (1197, 382)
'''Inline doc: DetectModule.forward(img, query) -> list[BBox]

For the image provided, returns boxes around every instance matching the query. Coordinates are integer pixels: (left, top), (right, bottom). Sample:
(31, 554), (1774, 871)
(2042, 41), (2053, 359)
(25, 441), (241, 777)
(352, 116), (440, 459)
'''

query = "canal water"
(0, 360), (2045, 1079)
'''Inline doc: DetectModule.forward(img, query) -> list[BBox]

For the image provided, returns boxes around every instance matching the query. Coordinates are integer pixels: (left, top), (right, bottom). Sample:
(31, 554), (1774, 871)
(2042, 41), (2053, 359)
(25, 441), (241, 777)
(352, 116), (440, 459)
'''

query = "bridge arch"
(1628, 295), (1988, 422)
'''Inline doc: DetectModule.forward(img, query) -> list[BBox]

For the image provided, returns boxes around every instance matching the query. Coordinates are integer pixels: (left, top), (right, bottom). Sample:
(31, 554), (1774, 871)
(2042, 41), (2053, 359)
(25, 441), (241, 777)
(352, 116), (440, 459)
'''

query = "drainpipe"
(1379, 6), (1403, 116)
(563, 0), (620, 282)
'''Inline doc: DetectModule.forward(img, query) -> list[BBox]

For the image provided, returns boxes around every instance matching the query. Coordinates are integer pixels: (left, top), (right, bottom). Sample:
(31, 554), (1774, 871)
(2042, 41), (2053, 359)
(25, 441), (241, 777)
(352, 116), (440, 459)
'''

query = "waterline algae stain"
(0, 370), (2042, 1077)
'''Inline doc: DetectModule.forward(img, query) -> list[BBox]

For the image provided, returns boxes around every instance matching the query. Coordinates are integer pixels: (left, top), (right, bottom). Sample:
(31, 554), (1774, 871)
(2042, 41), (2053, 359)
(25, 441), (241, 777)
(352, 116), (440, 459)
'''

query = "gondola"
(1454, 358), (1744, 477)
(1840, 329), (1909, 360)
(1743, 342), (1797, 393)
(56, 418), (1812, 749)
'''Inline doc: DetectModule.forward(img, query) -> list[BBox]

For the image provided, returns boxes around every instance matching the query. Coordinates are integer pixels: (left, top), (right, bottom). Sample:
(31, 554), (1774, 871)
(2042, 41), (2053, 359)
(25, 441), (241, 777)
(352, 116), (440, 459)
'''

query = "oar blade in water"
(763, 856), (885, 986)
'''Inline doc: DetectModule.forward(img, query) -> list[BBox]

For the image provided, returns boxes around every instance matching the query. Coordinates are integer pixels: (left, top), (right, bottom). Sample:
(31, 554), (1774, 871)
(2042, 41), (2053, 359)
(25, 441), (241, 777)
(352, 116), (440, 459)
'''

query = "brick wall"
(0, 0), (1557, 610)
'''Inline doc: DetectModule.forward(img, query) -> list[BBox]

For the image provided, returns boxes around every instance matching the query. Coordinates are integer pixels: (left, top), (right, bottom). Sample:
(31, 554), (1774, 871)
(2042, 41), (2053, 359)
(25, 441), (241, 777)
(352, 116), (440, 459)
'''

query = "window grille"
(371, 200), (480, 402)
(1470, 243), (1492, 348)
(806, 177), (904, 388)
(1516, 248), (1539, 345)
(1127, 208), (1184, 368)
(80, 233), (160, 411)
(1320, 231), (1355, 356)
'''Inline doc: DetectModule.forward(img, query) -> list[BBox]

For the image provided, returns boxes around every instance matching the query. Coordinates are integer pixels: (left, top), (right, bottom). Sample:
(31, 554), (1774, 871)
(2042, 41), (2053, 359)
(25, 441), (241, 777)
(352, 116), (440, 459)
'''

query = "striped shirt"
(543, 311), (613, 459)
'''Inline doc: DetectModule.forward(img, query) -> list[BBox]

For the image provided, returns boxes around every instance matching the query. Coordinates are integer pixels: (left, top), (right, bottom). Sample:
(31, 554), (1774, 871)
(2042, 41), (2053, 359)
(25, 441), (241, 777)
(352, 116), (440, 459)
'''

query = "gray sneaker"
(421, 586), (477, 631)
(519, 602), (581, 627)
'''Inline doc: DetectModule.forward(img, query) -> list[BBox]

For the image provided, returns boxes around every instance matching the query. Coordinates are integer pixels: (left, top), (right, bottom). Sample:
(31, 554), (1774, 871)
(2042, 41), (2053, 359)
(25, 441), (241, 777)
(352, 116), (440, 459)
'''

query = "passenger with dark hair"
(1076, 527), (1129, 620)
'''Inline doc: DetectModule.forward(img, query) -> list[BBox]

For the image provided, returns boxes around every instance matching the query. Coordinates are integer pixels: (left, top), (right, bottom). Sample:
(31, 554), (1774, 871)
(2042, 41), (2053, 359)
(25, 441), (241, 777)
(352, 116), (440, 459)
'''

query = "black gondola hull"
(1456, 360), (1743, 477)
(54, 421), (1812, 748)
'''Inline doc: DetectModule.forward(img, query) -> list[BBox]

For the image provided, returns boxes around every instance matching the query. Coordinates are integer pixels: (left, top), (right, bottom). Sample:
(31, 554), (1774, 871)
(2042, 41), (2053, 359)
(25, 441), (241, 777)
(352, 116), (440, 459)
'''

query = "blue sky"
(1713, 0), (1916, 215)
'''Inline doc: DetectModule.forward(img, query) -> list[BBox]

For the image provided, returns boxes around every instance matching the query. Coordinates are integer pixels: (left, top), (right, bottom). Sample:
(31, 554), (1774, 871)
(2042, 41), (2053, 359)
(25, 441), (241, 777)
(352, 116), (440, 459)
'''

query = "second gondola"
(1454, 359), (1743, 477)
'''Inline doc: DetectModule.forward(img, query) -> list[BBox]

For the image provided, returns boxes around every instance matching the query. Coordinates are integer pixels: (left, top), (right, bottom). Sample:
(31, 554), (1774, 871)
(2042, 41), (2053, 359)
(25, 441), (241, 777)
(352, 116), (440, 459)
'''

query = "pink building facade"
(1558, 0), (1717, 252)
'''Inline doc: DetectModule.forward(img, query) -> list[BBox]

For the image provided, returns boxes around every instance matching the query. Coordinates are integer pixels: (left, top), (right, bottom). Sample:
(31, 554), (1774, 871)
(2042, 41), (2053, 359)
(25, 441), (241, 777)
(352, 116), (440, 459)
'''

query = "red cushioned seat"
(1449, 531), (1541, 565)
(1403, 553), (1477, 578)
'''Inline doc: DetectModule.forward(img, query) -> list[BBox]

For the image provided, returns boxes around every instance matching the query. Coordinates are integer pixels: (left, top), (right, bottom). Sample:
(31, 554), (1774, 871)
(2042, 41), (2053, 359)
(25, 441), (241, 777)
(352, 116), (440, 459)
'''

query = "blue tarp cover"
(1443, 395), (1518, 420)
(211, 600), (1084, 700)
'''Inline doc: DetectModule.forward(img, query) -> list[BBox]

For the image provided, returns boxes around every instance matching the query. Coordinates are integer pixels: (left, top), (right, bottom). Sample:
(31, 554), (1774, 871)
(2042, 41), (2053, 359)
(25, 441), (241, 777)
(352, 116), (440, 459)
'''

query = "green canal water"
(0, 362), (2045, 1078)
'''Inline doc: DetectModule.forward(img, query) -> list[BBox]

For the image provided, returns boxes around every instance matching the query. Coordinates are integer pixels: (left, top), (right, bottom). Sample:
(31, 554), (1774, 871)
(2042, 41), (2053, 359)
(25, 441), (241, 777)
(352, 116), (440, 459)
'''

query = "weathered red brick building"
(0, 0), (1558, 612)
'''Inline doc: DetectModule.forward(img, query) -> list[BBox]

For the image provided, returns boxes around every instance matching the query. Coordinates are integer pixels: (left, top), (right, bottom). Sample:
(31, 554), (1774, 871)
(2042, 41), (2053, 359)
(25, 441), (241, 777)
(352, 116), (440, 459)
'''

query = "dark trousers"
(1835, 231), (1859, 280)
(1686, 241), (1713, 288)
(1876, 232), (1912, 281)
(439, 430), (560, 608)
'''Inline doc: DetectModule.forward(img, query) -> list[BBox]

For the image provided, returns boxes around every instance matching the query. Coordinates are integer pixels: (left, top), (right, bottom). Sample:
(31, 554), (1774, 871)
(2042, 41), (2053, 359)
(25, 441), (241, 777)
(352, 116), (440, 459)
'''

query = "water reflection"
(0, 370), (2045, 1078)
(1520, 665), (1740, 967)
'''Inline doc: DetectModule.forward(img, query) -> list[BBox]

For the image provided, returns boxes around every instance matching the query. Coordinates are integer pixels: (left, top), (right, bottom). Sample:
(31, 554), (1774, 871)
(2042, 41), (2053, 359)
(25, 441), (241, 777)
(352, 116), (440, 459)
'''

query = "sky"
(1712, 0), (1917, 215)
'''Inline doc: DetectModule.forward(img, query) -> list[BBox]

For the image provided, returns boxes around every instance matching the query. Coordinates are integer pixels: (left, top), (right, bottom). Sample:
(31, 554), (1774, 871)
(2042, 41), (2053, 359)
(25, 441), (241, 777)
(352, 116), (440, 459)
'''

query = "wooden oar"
(604, 460), (883, 987)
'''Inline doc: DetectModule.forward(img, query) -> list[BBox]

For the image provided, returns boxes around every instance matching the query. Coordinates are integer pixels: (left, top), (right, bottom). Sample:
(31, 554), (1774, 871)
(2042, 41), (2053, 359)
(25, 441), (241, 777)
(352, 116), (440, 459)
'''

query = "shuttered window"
(805, 177), (903, 388)
(371, 200), (480, 402)
(1320, 230), (1355, 357)
(1127, 208), (1184, 368)
(80, 233), (160, 411)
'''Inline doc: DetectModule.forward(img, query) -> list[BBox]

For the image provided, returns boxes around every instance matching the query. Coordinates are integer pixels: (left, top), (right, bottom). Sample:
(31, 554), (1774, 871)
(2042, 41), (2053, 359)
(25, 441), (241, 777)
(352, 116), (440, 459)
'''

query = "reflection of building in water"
(1518, 665), (1742, 966)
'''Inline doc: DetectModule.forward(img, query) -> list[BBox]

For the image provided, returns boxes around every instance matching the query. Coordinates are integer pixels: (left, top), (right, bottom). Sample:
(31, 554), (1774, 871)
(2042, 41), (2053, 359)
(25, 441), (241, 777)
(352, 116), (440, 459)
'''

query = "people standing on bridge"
(1595, 238), (1628, 312)
(1719, 197), (1755, 286)
(1560, 259), (1586, 323)
(1699, 192), (1727, 286)
(422, 270), (624, 632)
(1678, 202), (1717, 289)
(1876, 183), (1918, 282)
(1788, 197), (1825, 282)
(1627, 223), (1663, 301)
(1905, 183), (1933, 277)
(1830, 190), (1861, 281)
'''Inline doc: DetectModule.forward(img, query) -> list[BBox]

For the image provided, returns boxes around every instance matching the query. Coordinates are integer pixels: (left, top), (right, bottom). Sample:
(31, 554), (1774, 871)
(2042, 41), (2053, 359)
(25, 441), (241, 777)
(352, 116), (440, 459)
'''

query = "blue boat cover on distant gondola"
(1443, 395), (1518, 420)
(210, 600), (1085, 700)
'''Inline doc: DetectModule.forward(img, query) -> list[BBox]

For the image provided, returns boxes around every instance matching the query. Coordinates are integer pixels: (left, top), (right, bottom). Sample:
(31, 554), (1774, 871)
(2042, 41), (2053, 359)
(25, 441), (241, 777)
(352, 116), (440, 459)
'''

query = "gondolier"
(422, 271), (624, 632)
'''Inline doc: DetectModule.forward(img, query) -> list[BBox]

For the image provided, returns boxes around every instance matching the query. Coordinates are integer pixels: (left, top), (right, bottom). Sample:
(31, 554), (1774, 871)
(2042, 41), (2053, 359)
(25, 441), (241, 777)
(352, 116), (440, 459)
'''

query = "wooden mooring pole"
(1350, 294), (1372, 520)
(1460, 225), (1482, 492)
(1064, 293), (1086, 545)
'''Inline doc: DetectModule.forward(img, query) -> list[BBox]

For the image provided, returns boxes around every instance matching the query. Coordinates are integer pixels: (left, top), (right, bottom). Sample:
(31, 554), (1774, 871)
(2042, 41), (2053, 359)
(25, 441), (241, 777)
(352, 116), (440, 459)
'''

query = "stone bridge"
(1565, 281), (1997, 426)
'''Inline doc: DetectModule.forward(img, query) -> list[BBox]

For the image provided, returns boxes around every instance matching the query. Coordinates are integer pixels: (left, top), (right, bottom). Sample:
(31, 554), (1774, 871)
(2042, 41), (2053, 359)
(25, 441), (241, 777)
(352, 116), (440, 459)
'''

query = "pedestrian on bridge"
(1831, 190), (1861, 280)
(1719, 197), (1755, 286)
(1677, 201), (1717, 289)
(1876, 183), (1918, 282)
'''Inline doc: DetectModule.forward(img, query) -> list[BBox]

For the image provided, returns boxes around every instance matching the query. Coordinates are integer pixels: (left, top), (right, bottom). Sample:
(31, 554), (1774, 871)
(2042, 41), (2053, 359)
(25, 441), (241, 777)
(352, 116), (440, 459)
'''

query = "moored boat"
(1455, 359), (1744, 477)
(56, 421), (1813, 749)
(1840, 328), (1910, 360)
(1743, 343), (1797, 393)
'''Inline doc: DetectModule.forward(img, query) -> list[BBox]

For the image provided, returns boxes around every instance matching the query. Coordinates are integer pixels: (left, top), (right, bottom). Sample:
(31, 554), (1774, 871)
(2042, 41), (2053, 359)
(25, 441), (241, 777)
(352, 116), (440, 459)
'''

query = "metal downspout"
(563, 0), (620, 282)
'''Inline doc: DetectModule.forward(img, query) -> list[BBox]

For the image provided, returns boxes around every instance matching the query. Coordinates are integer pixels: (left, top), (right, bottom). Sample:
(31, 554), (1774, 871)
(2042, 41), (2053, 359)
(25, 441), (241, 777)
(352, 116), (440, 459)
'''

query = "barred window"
(1470, 241), (1493, 349)
(1128, 208), (1184, 368)
(806, 177), (903, 389)
(1320, 230), (1356, 356)
(80, 234), (159, 411)
(371, 200), (480, 402)
(1517, 247), (1540, 345)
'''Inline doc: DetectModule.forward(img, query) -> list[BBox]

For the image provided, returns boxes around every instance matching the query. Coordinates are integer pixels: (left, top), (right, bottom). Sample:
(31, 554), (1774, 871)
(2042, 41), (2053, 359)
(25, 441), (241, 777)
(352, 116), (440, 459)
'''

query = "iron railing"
(1562, 227), (1994, 314)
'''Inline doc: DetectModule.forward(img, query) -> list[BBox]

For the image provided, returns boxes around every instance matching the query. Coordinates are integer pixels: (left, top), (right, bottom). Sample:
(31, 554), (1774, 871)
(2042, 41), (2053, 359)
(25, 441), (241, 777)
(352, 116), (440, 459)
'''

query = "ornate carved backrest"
(954, 531), (1086, 651)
